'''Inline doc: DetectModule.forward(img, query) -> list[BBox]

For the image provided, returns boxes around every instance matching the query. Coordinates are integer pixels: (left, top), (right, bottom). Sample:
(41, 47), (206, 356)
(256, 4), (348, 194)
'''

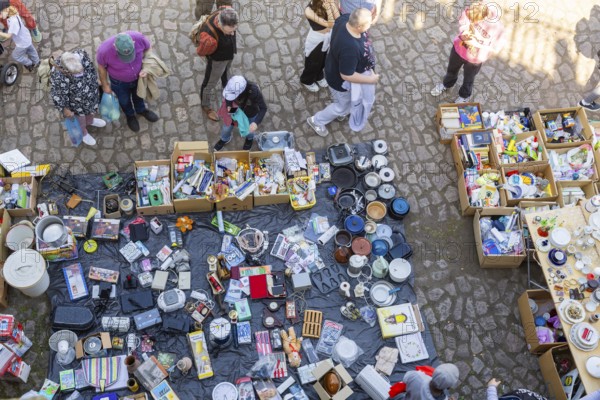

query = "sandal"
(202, 106), (219, 122)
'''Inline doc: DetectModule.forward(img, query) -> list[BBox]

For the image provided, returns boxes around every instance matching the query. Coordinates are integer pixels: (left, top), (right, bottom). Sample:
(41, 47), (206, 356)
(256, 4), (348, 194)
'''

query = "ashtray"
(536, 238), (551, 253)
(548, 249), (567, 266)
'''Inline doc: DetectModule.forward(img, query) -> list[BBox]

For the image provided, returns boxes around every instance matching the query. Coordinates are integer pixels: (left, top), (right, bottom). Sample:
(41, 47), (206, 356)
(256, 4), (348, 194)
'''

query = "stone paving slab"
(1, 0), (600, 397)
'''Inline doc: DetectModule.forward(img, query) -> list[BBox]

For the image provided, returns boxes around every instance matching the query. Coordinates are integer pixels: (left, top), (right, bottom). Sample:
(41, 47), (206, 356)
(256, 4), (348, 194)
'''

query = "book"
(88, 266), (120, 283)
(440, 106), (460, 119)
(134, 356), (168, 391)
(60, 369), (75, 391)
(63, 263), (89, 301)
(377, 303), (420, 339)
(38, 379), (60, 399)
(471, 130), (492, 146)
(74, 368), (89, 390)
(0, 149), (30, 173)
(458, 105), (483, 129)
(395, 332), (430, 363)
(150, 380), (180, 400)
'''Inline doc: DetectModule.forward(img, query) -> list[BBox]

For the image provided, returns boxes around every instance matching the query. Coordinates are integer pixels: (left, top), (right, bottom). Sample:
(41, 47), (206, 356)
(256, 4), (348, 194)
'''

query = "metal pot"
(35, 216), (68, 248)
(355, 156), (372, 172)
(364, 172), (381, 189)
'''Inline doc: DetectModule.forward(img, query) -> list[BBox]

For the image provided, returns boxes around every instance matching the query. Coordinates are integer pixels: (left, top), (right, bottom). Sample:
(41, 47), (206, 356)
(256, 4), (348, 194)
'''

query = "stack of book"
(440, 105), (484, 136)
(455, 131), (494, 170)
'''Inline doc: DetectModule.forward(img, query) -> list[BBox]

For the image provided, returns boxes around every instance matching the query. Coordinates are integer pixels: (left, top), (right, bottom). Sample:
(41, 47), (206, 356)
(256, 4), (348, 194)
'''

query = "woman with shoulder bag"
(50, 49), (106, 146)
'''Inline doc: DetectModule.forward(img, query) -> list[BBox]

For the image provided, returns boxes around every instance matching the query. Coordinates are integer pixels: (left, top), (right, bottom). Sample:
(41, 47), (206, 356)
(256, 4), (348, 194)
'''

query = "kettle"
(348, 255), (368, 277)
(372, 256), (389, 279)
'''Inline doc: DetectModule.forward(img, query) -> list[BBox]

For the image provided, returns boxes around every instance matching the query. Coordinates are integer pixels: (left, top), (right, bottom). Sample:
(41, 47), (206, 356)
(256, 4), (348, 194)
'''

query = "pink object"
(548, 315), (562, 330)
(536, 326), (555, 344)
(452, 3), (506, 64)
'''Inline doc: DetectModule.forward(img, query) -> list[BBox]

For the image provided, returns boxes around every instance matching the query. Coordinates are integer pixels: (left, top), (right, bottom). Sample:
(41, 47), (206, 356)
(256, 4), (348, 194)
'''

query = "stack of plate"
(558, 300), (585, 324)
(570, 322), (599, 352)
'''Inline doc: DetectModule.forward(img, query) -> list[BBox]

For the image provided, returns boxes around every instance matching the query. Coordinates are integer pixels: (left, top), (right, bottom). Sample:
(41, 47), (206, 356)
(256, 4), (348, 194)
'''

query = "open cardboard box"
(556, 180), (597, 207)
(501, 163), (558, 206)
(312, 359), (354, 400)
(171, 141), (213, 213)
(214, 150), (253, 212)
(518, 201), (559, 226)
(134, 160), (174, 216)
(0, 210), (12, 307)
(533, 106), (593, 149)
(494, 130), (549, 168)
(517, 290), (563, 354)
(450, 129), (498, 175)
(474, 208), (525, 268)
(457, 168), (506, 216)
(75, 332), (111, 359)
(539, 344), (574, 400)
(548, 145), (598, 182)
(435, 102), (483, 144)
(2, 176), (38, 217)
(250, 150), (290, 206)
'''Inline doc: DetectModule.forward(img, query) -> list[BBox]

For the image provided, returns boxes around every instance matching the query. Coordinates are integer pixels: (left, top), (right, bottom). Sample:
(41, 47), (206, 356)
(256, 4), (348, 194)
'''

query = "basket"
(287, 176), (316, 211)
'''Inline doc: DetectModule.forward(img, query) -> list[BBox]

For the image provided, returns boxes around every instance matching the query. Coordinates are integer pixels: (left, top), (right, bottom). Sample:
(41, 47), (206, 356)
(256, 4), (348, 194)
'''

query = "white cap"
(223, 75), (247, 101)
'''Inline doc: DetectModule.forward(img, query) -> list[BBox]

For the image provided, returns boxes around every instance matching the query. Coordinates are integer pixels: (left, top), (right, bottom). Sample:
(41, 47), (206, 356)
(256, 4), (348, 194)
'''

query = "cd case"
(63, 263), (89, 301)
(91, 218), (120, 241)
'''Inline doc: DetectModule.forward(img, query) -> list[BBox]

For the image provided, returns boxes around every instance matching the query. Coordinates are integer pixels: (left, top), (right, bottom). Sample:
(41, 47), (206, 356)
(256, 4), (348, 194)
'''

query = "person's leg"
(200, 58), (214, 107)
(583, 84), (600, 104)
(242, 116), (257, 150)
(313, 88), (352, 126)
(76, 114), (90, 134)
(11, 46), (29, 66)
(220, 59), (232, 88)
(458, 60), (483, 99)
(219, 123), (235, 142)
(202, 59), (229, 111)
(26, 44), (39, 65)
(110, 80), (135, 116)
(129, 80), (147, 114)
(77, 114), (97, 145)
(442, 46), (465, 89)
(300, 42), (325, 85)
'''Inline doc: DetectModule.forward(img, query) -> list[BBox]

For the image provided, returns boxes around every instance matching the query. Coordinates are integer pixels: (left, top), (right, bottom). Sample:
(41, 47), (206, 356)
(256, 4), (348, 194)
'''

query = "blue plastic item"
(535, 316), (546, 327)
(100, 93), (120, 121)
(390, 198), (410, 219)
(344, 215), (365, 235)
(64, 117), (83, 147)
(371, 239), (389, 257)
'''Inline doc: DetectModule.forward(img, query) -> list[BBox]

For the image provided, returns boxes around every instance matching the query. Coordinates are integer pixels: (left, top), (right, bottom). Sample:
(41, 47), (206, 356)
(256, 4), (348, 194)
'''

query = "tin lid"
(344, 215), (365, 235)
(3, 249), (46, 288)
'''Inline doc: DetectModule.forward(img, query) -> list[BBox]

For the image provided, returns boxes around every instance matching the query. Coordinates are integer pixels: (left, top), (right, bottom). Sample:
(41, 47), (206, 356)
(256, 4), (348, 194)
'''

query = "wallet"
(121, 290), (154, 313)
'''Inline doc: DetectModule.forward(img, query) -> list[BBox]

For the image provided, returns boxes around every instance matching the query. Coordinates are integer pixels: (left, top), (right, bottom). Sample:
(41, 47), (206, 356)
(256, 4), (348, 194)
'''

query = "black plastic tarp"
(41, 144), (439, 400)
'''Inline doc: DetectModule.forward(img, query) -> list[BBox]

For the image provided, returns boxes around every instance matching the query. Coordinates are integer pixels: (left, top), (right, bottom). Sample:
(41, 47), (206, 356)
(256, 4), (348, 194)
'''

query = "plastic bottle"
(17, 185), (27, 208)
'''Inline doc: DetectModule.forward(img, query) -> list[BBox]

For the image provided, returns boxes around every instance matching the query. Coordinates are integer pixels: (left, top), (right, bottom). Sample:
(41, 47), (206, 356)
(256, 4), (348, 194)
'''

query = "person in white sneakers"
(50, 49), (107, 146)
(300, 0), (339, 92)
(430, 1), (505, 103)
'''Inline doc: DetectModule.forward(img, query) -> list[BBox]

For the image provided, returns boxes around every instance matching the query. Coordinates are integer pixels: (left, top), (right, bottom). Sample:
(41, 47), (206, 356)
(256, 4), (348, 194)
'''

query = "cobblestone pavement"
(1, 0), (600, 398)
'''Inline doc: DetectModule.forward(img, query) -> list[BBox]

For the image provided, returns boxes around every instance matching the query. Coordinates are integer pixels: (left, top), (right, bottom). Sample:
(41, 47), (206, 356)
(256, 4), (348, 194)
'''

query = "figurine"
(280, 327), (303, 368)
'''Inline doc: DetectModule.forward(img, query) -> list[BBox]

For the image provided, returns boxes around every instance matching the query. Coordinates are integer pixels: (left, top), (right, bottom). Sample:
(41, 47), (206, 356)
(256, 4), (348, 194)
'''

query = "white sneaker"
(82, 133), (96, 146)
(430, 83), (447, 96)
(455, 96), (469, 103)
(303, 83), (319, 92)
(91, 118), (107, 128)
(307, 116), (329, 137)
(317, 78), (328, 88)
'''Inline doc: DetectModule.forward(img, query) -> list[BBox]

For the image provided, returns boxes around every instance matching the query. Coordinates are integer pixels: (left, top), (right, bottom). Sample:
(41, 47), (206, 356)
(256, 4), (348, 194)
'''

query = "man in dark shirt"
(198, 7), (238, 122)
(307, 8), (379, 136)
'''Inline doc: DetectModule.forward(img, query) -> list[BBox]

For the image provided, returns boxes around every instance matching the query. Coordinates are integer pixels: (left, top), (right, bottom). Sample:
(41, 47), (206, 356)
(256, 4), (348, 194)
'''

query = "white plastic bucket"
(6, 221), (35, 251)
(3, 249), (49, 297)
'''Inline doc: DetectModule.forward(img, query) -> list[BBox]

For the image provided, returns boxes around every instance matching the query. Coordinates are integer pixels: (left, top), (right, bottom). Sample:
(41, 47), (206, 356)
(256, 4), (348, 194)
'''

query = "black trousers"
(443, 46), (483, 98)
(300, 42), (326, 85)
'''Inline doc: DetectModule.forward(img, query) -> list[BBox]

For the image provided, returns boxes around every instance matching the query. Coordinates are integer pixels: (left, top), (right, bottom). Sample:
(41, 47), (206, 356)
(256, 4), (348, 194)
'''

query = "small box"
(62, 216), (88, 238)
(171, 141), (213, 213)
(103, 194), (121, 219)
(556, 180), (596, 208)
(90, 218), (120, 241)
(188, 330), (213, 380)
(291, 272), (312, 292)
(214, 150), (253, 212)
(538, 344), (573, 400)
(518, 290), (563, 354)
(474, 208), (526, 269)
(3, 176), (38, 217)
(135, 160), (175, 216)
(75, 332), (112, 359)
(134, 308), (162, 330)
(251, 150), (290, 207)
(312, 360), (354, 400)
(500, 163), (558, 206)
(533, 106), (594, 149)
(152, 270), (169, 290)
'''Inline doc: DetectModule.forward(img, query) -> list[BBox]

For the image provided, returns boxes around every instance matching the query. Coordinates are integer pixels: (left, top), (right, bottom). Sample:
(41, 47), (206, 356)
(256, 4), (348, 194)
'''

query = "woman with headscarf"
(50, 49), (106, 146)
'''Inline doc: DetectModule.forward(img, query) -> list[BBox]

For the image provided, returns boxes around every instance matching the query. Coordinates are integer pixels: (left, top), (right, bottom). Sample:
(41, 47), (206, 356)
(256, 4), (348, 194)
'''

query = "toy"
(280, 327), (303, 368)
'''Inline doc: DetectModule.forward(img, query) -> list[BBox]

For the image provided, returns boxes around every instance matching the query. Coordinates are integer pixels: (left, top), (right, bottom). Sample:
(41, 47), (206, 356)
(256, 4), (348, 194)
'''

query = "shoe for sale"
(138, 109), (159, 122)
(213, 138), (231, 151)
(127, 115), (140, 132)
(30, 28), (42, 43)
(303, 83), (319, 92)
(580, 100), (600, 112)
(430, 83), (447, 96)
(336, 114), (348, 122)
(82, 133), (96, 146)
(91, 118), (107, 128)
(317, 78), (328, 88)
(307, 116), (328, 137)
(202, 106), (219, 121)
(455, 96), (469, 103)
(242, 137), (253, 150)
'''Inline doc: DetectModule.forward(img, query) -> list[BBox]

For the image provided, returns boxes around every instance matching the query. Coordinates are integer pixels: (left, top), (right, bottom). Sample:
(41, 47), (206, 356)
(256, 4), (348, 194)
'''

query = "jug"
(334, 246), (352, 264)
(348, 255), (368, 277)
(372, 256), (389, 279)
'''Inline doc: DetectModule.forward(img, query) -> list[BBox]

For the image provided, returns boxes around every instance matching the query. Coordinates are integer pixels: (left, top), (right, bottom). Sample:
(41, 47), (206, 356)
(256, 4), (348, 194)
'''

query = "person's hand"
(63, 108), (74, 118)
(249, 122), (258, 133)
(488, 378), (501, 387)
(371, 73), (380, 84)
(102, 84), (112, 95)
(139, 71), (148, 78)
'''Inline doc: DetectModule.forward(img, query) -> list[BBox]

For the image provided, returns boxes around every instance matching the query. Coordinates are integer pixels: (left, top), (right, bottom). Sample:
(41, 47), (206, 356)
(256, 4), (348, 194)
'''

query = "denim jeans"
(110, 78), (146, 117)
(220, 115), (257, 142)
(12, 44), (38, 67)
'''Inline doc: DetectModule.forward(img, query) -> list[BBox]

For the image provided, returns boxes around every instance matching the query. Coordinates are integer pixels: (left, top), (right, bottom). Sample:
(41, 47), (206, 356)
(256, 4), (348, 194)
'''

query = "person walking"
(430, 1), (505, 103)
(339, 0), (380, 23)
(306, 8), (378, 137)
(580, 50), (600, 111)
(0, 1), (38, 71)
(97, 31), (160, 132)
(404, 363), (460, 400)
(0, 0), (41, 42)
(50, 49), (106, 146)
(197, 7), (239, 122)
(213, 75), (267, 151)
(300, 0), (339, 92)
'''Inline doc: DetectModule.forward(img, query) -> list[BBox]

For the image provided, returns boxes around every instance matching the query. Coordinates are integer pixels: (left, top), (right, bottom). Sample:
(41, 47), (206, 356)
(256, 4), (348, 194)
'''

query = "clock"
(212, 382), (238, 400)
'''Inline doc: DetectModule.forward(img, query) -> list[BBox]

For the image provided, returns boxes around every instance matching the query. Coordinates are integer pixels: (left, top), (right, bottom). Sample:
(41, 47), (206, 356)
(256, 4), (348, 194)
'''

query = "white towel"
(304, 29), (331, 57)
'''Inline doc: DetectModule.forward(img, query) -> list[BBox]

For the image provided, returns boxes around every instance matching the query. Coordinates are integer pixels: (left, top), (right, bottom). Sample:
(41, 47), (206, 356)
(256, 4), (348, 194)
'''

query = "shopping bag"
(100, 93), (120, 121)
(64, 117), (83, 147)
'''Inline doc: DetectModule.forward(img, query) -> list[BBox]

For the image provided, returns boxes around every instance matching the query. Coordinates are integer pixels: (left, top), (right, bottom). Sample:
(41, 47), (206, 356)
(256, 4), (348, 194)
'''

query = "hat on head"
(223, 75), (247, 101)
(114, 33), (135, 63)
(431, 363), (459, 390)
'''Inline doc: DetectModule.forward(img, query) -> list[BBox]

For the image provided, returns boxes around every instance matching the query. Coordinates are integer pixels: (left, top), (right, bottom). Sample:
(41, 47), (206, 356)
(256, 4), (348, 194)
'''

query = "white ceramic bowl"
(389, 258), (412, 283)
(549, 227), (571, 248)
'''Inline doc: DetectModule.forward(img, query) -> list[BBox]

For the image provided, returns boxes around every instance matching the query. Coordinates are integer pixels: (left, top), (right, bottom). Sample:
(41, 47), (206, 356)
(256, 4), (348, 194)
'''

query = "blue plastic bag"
(64, 117), (83, 147)
(100, 93), (120, 121)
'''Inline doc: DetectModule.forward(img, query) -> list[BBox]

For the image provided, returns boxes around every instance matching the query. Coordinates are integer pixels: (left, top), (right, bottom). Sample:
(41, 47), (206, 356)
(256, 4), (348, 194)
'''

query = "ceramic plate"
(559, 300), (586, 324)
(376, 224), (393, 238)
(590, 212), (600, 230)
(370, 281), (396, 307)
(587, 356), (600, 378)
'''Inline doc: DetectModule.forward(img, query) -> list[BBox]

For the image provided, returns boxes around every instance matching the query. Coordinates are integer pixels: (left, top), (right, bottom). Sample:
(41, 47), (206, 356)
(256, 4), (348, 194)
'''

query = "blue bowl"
(371, 239), (389, 257)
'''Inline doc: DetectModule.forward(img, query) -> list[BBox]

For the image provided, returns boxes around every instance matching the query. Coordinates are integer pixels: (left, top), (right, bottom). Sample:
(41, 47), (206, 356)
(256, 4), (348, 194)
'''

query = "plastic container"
(64, 117), (83, 146)
(3, 249), (49, 297)
(100, 93), (121, 121)
(287, 177), (316, 211)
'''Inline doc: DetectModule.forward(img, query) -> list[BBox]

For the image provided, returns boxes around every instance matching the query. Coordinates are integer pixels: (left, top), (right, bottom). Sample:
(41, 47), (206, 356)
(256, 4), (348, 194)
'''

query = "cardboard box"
(457, 168), (506, 216)
(517, 290), (563, 354)
(556, 180), (597, 207)
(474, 208), (525, 268)
(250, 150), (290, 207)
(501, 163), (558, 206)
(312, 360), (353, 400)
(548, 146), (599, 182)
(171, 141), (213, 213)
(214, 150), (253, 212)
(134, 160), (174, 216)
(0, 210), (11, 307)
(3, 176), (38, 217)
(75, 332), (112, 359)
(450, 130), (499, 175)
(539, 344), (572, 400)
(0, 359), (30, 383)
(188, 330), (213, 380)
(102, 193), (121, 219)
(494, 130), (549, 168)
(435, 102), (483, 144)
(533, 106), (593, 148)
(518, 201), (559, 226)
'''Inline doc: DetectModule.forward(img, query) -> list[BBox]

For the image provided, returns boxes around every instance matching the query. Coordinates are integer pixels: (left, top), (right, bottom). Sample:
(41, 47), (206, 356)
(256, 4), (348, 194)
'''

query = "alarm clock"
(212, 381), (238, 400)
